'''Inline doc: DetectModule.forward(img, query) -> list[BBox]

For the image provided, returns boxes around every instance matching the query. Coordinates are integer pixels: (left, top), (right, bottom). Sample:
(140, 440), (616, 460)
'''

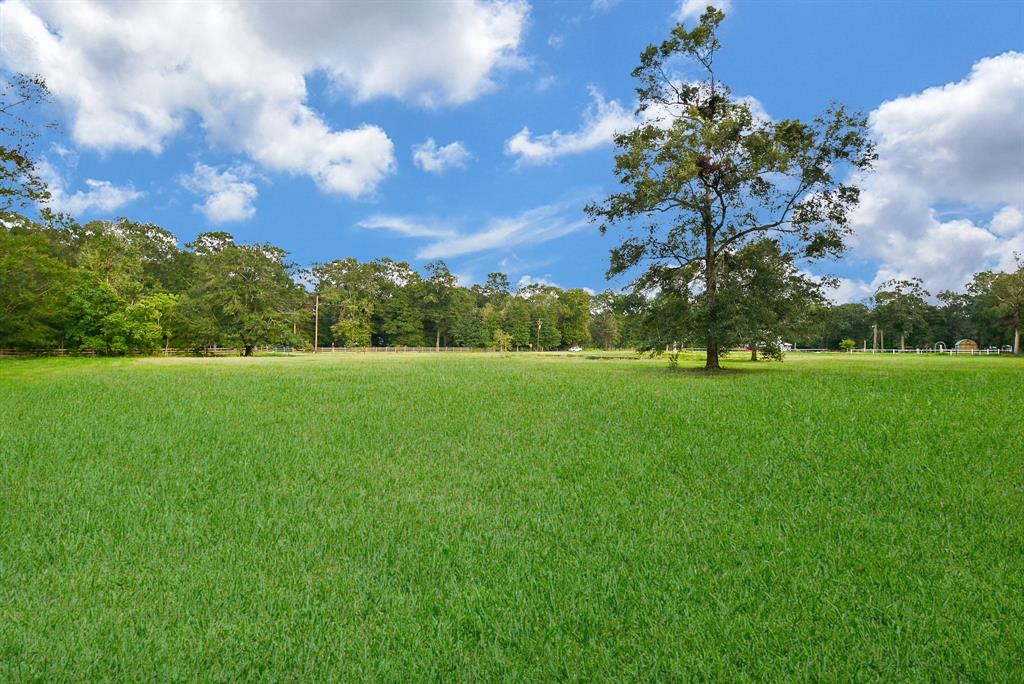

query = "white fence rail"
(316, 346), (481, 353)
(847, 348), (1008, 355)
(662, 346), (1013, 356)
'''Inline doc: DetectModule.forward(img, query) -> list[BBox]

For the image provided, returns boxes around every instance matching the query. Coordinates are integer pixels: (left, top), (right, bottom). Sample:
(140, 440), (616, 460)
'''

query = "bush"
(491, 329), (512, 352)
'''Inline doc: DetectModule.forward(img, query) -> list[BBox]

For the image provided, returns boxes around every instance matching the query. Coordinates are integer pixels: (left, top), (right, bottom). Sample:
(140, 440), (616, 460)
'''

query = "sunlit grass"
(1, 352), (1021, 680)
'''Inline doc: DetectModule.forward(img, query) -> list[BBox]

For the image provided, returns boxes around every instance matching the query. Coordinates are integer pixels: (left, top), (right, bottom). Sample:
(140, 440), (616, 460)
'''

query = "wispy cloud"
(358, 216), (458, 240)
(505, 87), (634, 165)
(533, 74), (558, 92)
(361, 202), (589, 260)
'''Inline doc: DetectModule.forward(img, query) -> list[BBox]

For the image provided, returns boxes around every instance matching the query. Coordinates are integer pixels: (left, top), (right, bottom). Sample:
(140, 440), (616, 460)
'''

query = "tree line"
(1, 211), (1020, 356)
(0, 213), (596, 354)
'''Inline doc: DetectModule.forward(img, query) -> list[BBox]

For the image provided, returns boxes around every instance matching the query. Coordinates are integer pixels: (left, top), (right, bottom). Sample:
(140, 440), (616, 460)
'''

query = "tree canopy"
(1, 75), (54, 213)
(586, 7), (875, 369)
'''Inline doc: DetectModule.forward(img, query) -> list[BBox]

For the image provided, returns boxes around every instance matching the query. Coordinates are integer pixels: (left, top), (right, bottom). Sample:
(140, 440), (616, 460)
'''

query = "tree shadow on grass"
(659, 357), (788, 378)
(664, 365), (763, 378)
(574, 350), (779, 378)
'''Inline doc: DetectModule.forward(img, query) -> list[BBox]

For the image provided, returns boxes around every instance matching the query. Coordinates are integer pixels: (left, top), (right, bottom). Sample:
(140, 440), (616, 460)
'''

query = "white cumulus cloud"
(37, 160), (143, 216)
(412, 139), (472, 173)
(180, 163), (259, 224)
(674, 0), (732, 22)
(846, 52), (1024, 296)
(517, 274), (560, 290)
(991, 206), (1024, 238)
(1, 0), (528, 197)
(823, 277), (875, 305)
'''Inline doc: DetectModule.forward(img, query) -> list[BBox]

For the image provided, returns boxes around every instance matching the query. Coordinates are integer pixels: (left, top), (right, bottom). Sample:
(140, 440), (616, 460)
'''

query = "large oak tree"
(181, 233), (305, 355)
(586, 7), (875, 369)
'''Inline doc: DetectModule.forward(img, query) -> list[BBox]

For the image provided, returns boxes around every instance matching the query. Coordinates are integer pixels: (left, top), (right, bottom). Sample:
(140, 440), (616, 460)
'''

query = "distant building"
(954, 339), (979, 352)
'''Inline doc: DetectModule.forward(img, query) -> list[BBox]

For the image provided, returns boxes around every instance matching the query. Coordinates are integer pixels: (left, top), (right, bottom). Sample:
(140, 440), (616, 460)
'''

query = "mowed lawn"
(1, 352), (1021, 681)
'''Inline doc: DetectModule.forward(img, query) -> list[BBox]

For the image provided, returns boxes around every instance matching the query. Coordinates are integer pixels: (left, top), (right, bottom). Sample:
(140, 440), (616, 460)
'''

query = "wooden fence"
(0, 345), (485, 358)
(0, 348), (98, 358)
(0, 346), (242, 358)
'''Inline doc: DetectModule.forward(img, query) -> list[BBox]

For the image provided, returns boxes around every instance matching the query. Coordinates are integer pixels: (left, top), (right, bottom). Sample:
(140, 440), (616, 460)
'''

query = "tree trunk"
(1015, 326), (1021, 356)
(244, 344), (254, 357)
(435, 327), (440, 351)
(750, 346), (757, 362)
(703, 224), (721, 371)
(706, 340), (720, 369)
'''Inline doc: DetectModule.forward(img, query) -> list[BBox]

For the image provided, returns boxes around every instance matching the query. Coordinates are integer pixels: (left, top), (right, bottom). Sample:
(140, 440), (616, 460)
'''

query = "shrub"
(491, 329), (512, 352)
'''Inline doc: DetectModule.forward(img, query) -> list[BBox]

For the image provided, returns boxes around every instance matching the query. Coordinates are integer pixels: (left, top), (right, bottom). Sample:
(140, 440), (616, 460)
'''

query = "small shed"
(954, 339), (978, 352)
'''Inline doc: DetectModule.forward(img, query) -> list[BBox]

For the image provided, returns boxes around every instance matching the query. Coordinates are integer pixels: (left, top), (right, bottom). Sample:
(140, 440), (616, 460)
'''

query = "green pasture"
(1, 352), (1021, 680)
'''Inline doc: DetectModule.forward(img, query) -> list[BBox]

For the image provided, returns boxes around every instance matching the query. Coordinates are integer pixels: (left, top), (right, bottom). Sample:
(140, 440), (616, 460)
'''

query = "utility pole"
(536, 318), (543, 351)
(314, 293), (319, 353)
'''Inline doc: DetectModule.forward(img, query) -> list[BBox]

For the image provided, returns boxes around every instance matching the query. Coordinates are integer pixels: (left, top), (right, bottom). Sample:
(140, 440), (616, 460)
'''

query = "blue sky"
(3, 0), (1022, 299)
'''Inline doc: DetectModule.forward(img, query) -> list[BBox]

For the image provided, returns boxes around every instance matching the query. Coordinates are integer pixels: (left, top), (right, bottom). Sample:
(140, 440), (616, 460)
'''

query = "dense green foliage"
(2, 210), (1019, 355)
(1, 353), (1021, 679)
(0, 213), (597, 353)
(307, 254), (592, 350)
(809, 269), (1023, 352)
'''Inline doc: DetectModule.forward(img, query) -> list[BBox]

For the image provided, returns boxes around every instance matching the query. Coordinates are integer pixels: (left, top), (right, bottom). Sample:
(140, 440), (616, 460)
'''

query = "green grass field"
(1, 352), (1021, 681)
